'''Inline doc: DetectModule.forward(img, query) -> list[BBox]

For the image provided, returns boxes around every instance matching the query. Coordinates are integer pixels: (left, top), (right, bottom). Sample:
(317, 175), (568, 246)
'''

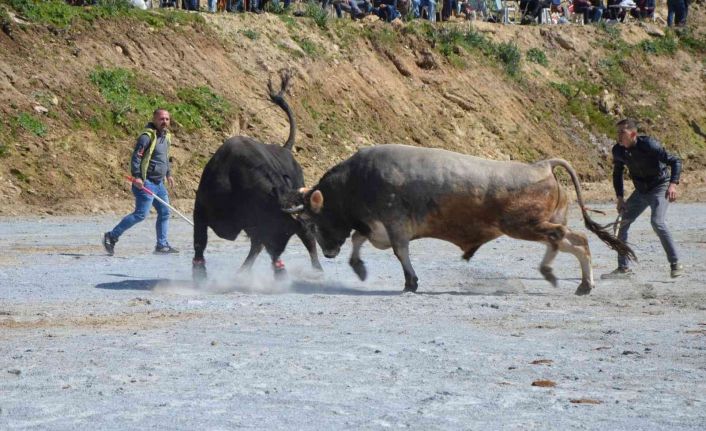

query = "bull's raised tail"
(547, 159), (636, 262)
(267, 69), (296, 151)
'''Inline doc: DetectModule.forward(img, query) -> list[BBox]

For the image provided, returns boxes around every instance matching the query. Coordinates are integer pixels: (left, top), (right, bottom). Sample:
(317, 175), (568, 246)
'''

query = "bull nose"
(323, 247), (340, 258)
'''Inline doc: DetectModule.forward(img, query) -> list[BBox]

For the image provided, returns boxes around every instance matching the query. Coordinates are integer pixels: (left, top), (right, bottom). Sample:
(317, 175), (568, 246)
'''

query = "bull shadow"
(96, 279), (169, 291)
(418, 289), (548, 297)
(288, 280), (399, 296)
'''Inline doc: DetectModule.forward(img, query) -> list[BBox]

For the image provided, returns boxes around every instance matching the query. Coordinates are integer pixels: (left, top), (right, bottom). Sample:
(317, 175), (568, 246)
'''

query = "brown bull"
(287, 144), (635, 295)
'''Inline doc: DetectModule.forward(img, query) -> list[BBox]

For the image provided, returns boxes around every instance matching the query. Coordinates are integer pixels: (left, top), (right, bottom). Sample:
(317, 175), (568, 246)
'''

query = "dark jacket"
(130, 123), (171, 183)
(612, 135), (681, 197)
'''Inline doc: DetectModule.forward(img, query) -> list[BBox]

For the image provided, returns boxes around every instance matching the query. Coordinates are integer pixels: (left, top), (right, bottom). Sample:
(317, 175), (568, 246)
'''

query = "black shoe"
(103, 232), (116, 256)
(670, 263), (683, 278)
(154, 245), (179, 254)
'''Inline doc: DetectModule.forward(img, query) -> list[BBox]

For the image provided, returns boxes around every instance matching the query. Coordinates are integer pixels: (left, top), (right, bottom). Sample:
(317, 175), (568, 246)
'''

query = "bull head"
(281, 187), (308, 215)
(280, 187), (323, 215)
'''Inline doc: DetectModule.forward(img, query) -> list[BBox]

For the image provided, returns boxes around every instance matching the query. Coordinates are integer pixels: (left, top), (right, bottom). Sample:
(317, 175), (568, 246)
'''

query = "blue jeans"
(617, 182), (679, 268)
(667, 0), (686, 26)
(416, 0), (436, 20)
(110, 180), (171, 248)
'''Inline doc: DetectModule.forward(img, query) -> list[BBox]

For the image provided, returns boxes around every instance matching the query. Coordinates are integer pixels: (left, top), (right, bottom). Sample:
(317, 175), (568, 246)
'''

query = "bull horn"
(282, 204), (304, 214)
(298, 187), (310, 194)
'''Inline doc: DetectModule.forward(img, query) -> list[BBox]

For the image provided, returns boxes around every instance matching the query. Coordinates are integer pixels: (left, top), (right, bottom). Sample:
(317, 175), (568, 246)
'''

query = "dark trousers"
(667, 0), (687, 26)
(617, 182), (679, 268)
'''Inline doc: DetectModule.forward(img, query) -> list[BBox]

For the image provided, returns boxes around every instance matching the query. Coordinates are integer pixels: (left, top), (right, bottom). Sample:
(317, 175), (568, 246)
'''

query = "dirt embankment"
(0, 4), (705, 215)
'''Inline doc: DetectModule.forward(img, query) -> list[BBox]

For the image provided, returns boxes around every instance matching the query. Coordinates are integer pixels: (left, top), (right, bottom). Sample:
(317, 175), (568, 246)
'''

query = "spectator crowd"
(93, 0), (693, 27)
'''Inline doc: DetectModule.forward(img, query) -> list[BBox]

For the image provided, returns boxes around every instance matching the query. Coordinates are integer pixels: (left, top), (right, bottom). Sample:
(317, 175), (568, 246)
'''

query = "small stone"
(555, 34), (576, 51)
(531, 379), (556, 387)
(33, 105), (48, 114)
(8, 369), (21, 375)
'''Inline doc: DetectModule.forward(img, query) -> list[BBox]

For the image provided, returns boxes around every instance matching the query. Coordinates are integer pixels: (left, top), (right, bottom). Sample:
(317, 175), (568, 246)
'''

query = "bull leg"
(387, 226), (418, 292)
(192, 203), (208, 284)
(539, 244), (559, 287)
(558, 230), (594, 296)
(349, 231), (368, 281)
(239, 239), (264, 272)
(296, 229), (323, 271)
(265, 237), (291, 280)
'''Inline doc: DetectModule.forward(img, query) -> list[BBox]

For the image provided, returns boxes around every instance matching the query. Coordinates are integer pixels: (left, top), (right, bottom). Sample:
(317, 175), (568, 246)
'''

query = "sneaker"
(670, 263), (683, 278)
(103, 232), (116, 256)
(154, 245), (179, 254)
(600, 267), (634, 280)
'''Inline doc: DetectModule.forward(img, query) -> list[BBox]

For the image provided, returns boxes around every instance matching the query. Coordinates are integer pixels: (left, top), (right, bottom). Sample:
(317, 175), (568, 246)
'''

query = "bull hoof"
(540, 266), (558, 287)
(575, 281), (594, 296)
(403, 276), (419, 293)
(192, 259), (207, 285)
(350, 259), (367, 281)
(274, 267), (287, 280)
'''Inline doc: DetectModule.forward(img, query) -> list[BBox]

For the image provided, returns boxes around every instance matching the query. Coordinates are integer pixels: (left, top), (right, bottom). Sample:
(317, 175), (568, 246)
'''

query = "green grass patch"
(640, 34), (677, 55)
(6, 0), (205, 29)
(293, 36), (321, 57)
(567, 99), (614, 136)
(597, 55), (628, 88)
(677, 29), (706, 54)
(305, 0), (328, 29)
(241, 29), (259, 40)
(550, 81), (613, 136)
(278, 13), (298, 29)
(550, 79), (603, 98)
(526, 47), (548, 66)
(419, 26), (522, 77)
(302, 99), (320, 121)
(496, 42), (521, 78)
(15, 113), (47, 137)
(363, 26), (397, 48)
(10, 168), (29, 183)
(550, 82), (574, 98)
(89, 67), (231, 134)
(0, 121), (9, 157)
(598, 21), (621, 39)
(264, 0), (287, 14)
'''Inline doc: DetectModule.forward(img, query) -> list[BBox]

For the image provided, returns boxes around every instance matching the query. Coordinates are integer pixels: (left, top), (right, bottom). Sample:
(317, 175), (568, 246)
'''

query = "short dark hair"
(153, 108), (169, 117)
(616, 118), (638, 130)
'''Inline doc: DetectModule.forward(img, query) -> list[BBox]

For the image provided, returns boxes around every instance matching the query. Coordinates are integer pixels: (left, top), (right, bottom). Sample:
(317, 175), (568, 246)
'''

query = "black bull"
(192, 73), (321, 280)
(286, 144), (635, 295)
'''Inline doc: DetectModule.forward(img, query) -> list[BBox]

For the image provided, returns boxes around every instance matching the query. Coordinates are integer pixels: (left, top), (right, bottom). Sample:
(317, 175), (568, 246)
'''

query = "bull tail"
(547, 159), (636, 262)
(267, 69), (296, 151)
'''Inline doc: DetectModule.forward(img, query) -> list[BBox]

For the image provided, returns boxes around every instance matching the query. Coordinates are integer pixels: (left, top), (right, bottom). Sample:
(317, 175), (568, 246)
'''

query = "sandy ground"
(0, 204), (704, 430)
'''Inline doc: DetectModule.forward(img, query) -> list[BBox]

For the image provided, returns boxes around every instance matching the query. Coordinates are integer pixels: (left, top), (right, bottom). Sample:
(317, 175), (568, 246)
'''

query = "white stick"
(127, 176), (194, 226)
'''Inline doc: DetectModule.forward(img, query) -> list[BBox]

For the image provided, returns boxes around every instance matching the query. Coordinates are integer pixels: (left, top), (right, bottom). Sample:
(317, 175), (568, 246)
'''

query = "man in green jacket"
(103, 109), (179, 256)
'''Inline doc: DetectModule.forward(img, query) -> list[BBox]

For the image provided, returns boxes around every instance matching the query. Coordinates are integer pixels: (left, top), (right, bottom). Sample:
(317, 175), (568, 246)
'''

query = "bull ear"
(310, 190), (324, 213)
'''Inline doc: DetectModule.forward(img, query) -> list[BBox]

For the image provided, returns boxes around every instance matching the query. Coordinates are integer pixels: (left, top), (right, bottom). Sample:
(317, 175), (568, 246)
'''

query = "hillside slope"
(1, 2), (705, 214)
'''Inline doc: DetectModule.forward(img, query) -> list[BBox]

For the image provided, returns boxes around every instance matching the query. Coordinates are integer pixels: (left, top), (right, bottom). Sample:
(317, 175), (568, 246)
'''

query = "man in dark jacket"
(103, 109), (178, 256)
(602, 118), (683, 279)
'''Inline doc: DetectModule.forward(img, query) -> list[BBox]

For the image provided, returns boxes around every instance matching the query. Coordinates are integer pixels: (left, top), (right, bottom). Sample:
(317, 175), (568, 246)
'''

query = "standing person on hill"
(602, 118), (683, 280)
(103, 109), (179, 256)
